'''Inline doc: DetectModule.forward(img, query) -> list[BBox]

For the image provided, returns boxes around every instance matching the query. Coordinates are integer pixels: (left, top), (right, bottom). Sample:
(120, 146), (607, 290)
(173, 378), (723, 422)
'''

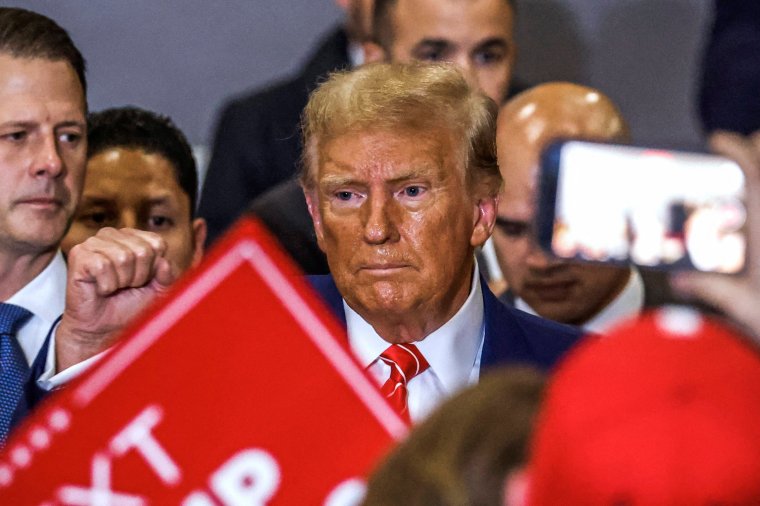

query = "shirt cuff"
(37, 325), (109, 391)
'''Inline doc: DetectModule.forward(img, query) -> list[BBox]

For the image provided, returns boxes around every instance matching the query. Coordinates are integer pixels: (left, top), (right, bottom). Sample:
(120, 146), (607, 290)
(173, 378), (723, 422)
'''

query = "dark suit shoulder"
(306, 274), (346, 324)
(249, 180), (329, 274)
(482, 285), (583, 371)
(505, 304), (582, 352)
(220, 74), (310, 127)
(199, 27), (350, 246)
(307, 274), (336, 293)
(217, 25), (349, 132)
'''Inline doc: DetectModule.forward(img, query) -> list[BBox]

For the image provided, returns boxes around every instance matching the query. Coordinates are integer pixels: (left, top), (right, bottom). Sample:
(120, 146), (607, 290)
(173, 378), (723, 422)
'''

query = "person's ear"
(190, 217), (207, 269)
(304, 188), (327, 252)
(471, 191), (499, 248)
(363, 41), (387, 63)
(334, 0), (350, 11)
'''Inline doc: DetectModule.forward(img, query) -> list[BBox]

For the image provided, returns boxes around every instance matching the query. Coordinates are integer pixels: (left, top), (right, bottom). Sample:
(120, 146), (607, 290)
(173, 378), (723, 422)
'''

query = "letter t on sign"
(109, 405), (181, 486)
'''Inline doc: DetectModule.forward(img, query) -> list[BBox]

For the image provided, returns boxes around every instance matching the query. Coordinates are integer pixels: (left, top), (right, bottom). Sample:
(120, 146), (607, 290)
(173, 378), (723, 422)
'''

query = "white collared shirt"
(5, 252), (66, 371)
(346, 267), (485, 423)
(4, 251), (103, 390)
(347, 41), (365, 67)
(515, 268), (645, 334)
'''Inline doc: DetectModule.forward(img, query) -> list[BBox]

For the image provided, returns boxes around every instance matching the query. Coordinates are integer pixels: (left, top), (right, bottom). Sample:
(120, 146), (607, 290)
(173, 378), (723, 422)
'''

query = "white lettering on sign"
(53, 405), (176, 505)
(180, 491), (216, 506)
(109, 405), (181, 486)
(323, 478), (366, 506)
(56, 452), (146, 506)
(211, 449), (280, 505)
(49, 404), (364, 505)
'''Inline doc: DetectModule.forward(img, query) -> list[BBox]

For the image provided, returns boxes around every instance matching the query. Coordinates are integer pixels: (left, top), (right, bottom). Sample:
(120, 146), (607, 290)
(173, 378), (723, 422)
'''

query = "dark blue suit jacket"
(308, 275), (583, 372)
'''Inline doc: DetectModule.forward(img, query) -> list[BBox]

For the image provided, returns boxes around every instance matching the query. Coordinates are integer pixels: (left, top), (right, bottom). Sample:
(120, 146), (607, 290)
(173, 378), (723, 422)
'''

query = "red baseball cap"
(527, 306), (760, 505)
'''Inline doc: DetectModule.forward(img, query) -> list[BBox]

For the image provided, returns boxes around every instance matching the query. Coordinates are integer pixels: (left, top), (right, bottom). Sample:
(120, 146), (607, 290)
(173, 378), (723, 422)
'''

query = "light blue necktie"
(0, 303), (32, 444)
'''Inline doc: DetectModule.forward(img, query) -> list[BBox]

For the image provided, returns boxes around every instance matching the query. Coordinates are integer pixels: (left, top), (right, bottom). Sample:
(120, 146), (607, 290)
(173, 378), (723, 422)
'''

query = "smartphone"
(537, 140), (747, 273)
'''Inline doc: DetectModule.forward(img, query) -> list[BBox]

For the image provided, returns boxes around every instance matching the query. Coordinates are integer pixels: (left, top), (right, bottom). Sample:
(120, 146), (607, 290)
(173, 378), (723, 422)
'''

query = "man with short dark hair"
(0, 7), (87, 93)
(365, 0), (516, 104)
(62, 107), (206, 274)
(0, 7), (88, 442)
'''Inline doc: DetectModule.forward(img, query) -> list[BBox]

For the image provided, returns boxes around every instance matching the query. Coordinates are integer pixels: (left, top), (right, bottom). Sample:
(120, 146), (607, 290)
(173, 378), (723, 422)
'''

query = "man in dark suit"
(198, 1), (373, 252)
(300, 62), (580, 421)
(491, 82), (677, 333)
(245, 0), (519, 274)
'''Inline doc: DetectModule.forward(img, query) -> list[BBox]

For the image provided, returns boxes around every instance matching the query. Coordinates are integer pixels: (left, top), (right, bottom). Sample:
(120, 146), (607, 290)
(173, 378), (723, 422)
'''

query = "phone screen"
(538, 140), (746, 273)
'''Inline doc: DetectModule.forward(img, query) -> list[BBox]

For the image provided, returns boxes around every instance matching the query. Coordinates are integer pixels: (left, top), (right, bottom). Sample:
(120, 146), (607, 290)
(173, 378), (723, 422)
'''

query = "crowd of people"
(1, 1), (760, 504)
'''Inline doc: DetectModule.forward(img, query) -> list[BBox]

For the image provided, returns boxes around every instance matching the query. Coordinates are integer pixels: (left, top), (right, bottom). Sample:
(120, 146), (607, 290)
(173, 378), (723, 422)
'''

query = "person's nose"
(117, 210), (138, 230)
(362, 192), (399, 244)
(30, 133), (64, 179)
(455, 56), (479, 91)
(525, 238), (560, 270)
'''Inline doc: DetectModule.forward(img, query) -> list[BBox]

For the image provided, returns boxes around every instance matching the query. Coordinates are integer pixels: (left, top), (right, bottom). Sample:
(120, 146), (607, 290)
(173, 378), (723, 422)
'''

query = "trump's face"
(306, 129), (495, 341)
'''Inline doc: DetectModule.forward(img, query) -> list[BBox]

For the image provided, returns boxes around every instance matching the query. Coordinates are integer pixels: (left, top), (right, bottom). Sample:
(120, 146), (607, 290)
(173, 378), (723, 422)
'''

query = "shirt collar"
(6, 251), (67, 326)
(345, 263), (485, 394)
(347, 41), (364, 67)
(515, 267), (644, 333)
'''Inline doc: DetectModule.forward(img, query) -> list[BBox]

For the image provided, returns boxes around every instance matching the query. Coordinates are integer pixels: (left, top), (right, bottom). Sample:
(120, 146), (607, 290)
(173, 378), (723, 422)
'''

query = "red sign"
(0, 218), (406, 505)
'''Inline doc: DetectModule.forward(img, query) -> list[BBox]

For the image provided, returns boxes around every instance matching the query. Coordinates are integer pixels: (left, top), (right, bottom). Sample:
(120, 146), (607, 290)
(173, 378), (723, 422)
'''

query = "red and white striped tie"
(377, 344), (430, 421)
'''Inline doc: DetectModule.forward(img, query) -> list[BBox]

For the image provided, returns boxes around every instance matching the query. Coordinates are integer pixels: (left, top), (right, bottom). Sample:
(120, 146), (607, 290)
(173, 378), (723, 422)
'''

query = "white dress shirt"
(346, 268), (485, 423)
(4, 252), (102, 390)
(347, 40), (365, 67)
(515, 268), (645, 334)
(5, 252), (66, 370)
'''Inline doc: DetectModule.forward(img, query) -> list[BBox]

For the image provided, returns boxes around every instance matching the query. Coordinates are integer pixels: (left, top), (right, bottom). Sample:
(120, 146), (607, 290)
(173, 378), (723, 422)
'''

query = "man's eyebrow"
(318, 169), (436, 189)
(0, 119), (86, 130)
(495, 216), (530, 227)
(319, 171), (360, 188)
(78, 196), (114, 207)
(318, 156), (363, 187)
(56, 120), (86, 129)
(412, 39), (453, 51)
(386, 167), (438, 185)
(146, 195), (176, 207)
(474, 37), (510, 51)
(0, 120), (36, 130)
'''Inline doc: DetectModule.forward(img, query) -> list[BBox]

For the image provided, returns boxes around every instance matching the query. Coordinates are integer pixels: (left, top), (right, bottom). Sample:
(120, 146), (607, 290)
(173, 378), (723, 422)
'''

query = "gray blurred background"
(9, 0), (713, 180)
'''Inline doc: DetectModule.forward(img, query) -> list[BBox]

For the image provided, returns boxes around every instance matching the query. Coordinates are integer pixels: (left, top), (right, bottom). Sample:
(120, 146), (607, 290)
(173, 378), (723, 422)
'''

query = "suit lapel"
(480, 278), (534, 370)
(308, 274), (347, 327)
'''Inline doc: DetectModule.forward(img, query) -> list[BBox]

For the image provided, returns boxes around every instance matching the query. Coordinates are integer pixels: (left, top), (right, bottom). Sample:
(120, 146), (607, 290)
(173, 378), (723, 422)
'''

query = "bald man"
(492, 82), (673, 332)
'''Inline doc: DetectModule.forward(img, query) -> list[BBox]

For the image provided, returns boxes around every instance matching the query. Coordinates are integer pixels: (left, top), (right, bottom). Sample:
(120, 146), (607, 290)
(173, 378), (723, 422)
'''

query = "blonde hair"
(300, 62), (500, 195)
